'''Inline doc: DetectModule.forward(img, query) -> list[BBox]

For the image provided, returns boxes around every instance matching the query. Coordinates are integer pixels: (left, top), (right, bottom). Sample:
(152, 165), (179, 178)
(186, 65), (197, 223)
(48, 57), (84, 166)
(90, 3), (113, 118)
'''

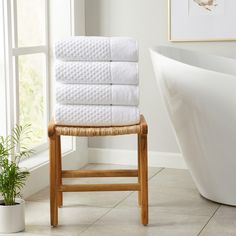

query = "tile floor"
(5, 164), (236, 236)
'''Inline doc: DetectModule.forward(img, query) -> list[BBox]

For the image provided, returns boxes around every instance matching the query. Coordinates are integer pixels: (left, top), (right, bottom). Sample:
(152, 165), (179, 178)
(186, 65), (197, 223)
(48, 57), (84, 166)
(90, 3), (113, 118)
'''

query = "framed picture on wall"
(168, 0), (236, 42)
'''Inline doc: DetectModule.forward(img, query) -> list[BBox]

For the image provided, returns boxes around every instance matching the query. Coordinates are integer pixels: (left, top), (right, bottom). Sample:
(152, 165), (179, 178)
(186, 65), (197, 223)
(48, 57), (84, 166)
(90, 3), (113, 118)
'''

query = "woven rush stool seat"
(48, 115), (148, 226)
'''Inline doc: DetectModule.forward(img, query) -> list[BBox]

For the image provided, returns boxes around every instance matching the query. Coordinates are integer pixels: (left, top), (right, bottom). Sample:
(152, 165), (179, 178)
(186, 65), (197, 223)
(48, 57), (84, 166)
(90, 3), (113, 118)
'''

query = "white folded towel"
(56, 84), (139, 106)
(55, 36), (138, 62)
(55, 61), (139, 85)
(55, 104), (140, 126)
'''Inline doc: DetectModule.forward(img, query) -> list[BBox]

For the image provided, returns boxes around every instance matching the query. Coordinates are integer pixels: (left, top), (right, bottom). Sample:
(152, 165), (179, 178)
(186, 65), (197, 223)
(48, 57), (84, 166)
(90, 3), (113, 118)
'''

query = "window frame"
(4, 0), (50, 153)
(2, 0), (79, 161)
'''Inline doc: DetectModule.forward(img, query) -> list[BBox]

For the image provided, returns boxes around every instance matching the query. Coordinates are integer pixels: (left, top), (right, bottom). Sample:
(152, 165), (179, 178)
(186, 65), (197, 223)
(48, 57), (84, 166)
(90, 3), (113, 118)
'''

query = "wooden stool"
(48, 115), (148, 226)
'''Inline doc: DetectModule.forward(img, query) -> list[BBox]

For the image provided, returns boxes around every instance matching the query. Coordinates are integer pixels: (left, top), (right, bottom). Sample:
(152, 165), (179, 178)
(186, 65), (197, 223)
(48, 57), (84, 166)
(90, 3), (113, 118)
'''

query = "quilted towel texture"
(54, 36), (140, 126)
(55, 36), (138, 62)
(55, 104), (140, 126)
(55, 61), (139, 85)
(56, 84), (139, 106)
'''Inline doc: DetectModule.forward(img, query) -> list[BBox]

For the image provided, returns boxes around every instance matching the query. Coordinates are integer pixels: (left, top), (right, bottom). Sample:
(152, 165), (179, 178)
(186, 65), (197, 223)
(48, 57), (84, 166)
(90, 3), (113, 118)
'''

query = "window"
(1, 0), (49, 151)
(1, 0), (79, 160)
(0, 1), (7, 137)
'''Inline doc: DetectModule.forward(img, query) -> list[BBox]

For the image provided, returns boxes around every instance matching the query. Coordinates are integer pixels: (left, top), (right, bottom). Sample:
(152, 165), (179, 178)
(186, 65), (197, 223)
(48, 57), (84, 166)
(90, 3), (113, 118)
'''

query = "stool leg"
(139, 133), (148, 225)
(50, 134), (58, 227)
(57, 136), (63, 207)
(138, 134), (141, 207)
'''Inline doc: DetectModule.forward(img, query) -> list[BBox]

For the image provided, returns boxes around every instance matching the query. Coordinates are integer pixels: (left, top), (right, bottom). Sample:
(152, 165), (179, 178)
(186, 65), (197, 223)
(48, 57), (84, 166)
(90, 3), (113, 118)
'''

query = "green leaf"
(0, 124), (33, 205)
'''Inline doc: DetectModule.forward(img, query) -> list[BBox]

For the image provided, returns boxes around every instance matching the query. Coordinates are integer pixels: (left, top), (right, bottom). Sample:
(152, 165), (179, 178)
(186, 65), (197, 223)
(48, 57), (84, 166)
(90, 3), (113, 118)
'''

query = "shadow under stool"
(48, 115), (148, 226)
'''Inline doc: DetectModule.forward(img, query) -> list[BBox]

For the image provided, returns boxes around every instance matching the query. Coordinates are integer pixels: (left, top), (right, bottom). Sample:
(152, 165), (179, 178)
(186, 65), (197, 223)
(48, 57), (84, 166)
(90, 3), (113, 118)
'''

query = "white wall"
(85, 0), (236, 154)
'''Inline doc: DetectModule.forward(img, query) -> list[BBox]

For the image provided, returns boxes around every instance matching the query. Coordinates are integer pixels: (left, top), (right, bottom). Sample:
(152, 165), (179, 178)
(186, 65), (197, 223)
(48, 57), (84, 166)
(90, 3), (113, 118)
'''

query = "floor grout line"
(78, 207), (114, 235)
(197, 204), (221, 236)
(148, 167), (165, 181)
(27, 164), (233, 236)
(79, 191), (134, 235)
(79, 167), (162, 235)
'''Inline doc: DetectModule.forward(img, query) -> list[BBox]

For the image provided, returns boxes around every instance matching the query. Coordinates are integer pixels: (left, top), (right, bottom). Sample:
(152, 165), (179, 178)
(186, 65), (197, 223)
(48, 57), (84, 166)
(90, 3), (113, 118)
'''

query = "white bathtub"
(150, 46), (236, 205)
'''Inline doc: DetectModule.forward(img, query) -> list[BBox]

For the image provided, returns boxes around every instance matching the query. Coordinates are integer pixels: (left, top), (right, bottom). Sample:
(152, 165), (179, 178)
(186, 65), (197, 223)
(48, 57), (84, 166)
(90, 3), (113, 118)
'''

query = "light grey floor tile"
(27, 187), (49, 202)
(200, 205), (236, 236)
(26, 201), (109, 225)
(214, 205), (236, 218)
(150, 168), (196, 189)
(27, 185), (131, 208)
(7, 225), (84, 236)
(62, 191), (131, 208)
(20, 165), (222, 236)
(7, 201), (110, 236)
(80, 208), (209, 236)
(118, 186), (218, 216)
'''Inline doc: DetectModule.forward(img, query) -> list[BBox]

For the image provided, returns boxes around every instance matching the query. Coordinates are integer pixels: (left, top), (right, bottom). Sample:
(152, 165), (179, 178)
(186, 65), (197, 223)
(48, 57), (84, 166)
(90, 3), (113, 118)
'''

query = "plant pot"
(0, 198), (25, 233)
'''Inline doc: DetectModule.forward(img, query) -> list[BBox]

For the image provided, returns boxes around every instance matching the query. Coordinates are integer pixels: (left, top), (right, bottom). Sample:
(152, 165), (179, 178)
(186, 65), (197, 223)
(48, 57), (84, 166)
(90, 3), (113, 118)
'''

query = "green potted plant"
(0, 124), (32, 233)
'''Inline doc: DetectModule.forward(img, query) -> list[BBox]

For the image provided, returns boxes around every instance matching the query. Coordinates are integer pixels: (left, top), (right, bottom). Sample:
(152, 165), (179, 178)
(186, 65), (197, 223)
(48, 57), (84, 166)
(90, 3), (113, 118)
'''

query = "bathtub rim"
(150, 46), (236, 78)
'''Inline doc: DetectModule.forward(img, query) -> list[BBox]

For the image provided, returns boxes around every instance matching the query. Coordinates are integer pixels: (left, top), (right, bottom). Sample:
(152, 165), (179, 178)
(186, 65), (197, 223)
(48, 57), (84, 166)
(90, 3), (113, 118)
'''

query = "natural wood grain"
(139, 115), (148, 135)
(140, 133), (148, 225)
(49, 114), (148, 226)
(49, 130), (58, 227)
(138, 134), (141, 207)
(56, 135), (63, 208)
(59, 183), (140, 192)
(48, 120), (56, 137)
(62, 169), (138, 178)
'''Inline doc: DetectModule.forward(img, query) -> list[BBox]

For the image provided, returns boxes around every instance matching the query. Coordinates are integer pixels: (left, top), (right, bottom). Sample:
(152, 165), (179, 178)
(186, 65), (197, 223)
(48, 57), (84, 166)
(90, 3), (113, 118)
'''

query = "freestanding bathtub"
(150, 46), (236, 206)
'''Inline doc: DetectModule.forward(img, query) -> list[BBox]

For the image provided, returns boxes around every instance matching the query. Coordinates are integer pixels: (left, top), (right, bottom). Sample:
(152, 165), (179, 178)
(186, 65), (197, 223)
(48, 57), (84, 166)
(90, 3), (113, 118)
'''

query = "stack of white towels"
(54, 36), (140, 126)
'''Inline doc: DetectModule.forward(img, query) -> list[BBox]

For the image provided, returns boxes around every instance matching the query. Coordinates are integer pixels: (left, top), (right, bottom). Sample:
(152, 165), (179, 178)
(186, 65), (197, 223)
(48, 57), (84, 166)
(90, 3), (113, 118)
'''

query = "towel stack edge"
(55, 36), (138, 62)
(55, 61), (139, 85)
(55, 104), (140, 127)
(56, 84), (139, 106)
(54, 36), (140, 126)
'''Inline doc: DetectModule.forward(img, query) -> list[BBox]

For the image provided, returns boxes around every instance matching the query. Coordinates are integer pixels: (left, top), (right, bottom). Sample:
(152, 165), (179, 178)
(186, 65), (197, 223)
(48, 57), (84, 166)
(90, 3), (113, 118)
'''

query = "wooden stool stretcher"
(48, 115), (148, 226)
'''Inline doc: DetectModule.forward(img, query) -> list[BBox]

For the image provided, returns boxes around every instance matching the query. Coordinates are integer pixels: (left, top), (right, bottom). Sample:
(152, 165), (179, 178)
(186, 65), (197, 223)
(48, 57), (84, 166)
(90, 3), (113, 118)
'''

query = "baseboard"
(88, 148), (187, 169)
